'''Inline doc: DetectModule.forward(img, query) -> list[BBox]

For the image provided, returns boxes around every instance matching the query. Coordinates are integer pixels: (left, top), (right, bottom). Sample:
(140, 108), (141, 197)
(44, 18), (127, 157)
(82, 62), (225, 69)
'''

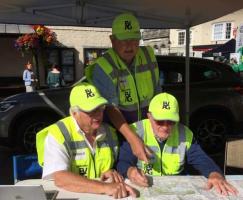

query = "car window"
(190, 66), (220, 82)
(158, 60), (184, 85)
(158, 60), (220, 85)
(162, 71), (183, 84)
(203, 70), (218, 80)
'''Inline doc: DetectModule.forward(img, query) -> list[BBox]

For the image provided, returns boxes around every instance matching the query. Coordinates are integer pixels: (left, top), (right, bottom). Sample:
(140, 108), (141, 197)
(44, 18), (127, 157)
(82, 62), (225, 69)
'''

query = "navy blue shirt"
(116, 137), (222, 178)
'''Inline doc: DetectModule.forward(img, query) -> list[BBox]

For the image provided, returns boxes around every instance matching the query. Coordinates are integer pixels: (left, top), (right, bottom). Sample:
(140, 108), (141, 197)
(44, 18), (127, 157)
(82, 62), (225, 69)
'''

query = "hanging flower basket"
(15, 25), (57, 54)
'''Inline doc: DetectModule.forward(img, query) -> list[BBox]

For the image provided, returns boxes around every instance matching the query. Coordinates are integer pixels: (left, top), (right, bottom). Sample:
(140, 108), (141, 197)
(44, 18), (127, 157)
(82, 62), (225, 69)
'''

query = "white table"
(16, 176), (243, 200)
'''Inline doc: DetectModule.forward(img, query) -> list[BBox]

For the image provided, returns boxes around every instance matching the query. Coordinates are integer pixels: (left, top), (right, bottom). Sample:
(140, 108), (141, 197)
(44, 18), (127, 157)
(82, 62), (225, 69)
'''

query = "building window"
(225, 23), (232, 39)
(84, 48), (107, 66)
(46, 48), (75, 83)
(178, 31), (185, 45)
(212, 22), (232, 41)
(177, 30), (192, 46)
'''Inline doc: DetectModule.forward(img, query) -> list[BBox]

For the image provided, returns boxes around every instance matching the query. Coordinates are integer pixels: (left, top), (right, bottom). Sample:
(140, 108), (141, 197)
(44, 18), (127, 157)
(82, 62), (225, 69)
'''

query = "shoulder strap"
(135, 120), (145, 139)
(36, 120), (73, 167)
(56, 121), (73, 158)
(139, 46), (157, 90)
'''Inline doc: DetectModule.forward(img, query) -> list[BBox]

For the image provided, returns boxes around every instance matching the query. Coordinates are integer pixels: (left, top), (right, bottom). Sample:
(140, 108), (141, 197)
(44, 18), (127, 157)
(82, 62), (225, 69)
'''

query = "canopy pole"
(185, 27), (190, 126)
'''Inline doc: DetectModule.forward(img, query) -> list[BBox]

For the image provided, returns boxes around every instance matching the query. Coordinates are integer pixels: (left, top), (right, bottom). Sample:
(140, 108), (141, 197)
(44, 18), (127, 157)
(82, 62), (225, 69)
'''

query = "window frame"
(177, 30), (192, 46)
(212, 22), (233, 41)
(178, 30), (186, 46)
(45, 47), (76, 83)
(83, 48), (107, 67)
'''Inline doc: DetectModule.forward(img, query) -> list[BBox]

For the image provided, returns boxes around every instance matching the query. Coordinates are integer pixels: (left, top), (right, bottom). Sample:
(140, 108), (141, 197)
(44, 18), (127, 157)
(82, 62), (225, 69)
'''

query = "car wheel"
(15, 113), (59, 153)
(190, 113), (231, 155)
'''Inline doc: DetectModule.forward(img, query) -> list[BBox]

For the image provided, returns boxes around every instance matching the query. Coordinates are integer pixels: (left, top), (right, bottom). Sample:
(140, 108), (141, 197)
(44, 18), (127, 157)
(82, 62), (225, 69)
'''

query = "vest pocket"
(162, 153), (181, 175)
(95, 147), (114, 177)
(136, 71), (153, 100)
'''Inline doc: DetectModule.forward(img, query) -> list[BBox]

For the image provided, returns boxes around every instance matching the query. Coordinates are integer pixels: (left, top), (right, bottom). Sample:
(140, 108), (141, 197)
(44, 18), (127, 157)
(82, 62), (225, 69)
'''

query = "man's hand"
(206, 172), (238, 196)
(127, 166), (149, 187)
(101, 169), (124, 183)
(129, 134), (152, 163)
(103, 182), (138, 199)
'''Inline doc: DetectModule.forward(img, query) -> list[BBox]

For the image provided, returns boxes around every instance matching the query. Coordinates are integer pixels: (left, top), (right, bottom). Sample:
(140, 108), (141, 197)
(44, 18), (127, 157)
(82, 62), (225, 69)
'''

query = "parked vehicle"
(0, 56), (243, 154)
(158, 56), (243, 153)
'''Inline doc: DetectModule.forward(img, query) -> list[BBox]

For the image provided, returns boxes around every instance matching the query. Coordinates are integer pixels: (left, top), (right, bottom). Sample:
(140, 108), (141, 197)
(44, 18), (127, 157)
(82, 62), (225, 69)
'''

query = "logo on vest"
(119, 78), (128, 90)
(162, 101), (170, 109)
(79, 165), (88, 177)
(144, 163), (153, 175)
(124, 89), (133, 102)
(75, 150), (86, 160)
(124, 20), (132, 30)
(85, 89), (95, 98)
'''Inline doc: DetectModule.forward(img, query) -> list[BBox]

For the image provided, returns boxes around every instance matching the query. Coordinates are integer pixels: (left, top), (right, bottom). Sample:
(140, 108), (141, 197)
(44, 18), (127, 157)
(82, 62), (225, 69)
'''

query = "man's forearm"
(106, 105), (149, 162)
(187, 142), (222, 177)
(116, 141), (138, 178)
(53, 170), (106, 194)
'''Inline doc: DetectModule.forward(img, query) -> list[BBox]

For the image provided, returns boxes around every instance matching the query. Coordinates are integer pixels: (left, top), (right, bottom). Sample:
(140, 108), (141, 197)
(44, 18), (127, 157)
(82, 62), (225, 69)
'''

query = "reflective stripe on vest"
(135, 120), (190, 175)
(103, 124), (118, 160)
(57, 121), (118, 158)
(163, 124), (186, 163)
(140, 46), (157, 91)
(96, 47), (158, 114)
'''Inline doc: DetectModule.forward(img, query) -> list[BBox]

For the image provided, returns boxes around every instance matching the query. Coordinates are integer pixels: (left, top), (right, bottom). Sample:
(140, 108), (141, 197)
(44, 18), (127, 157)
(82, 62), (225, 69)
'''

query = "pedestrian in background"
(47, 64), (65, 88)
(23, 61), (37, 92)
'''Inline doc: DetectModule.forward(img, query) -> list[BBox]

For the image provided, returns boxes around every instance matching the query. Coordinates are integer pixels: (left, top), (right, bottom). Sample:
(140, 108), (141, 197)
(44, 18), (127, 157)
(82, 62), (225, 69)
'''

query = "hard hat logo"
(162, 101), (170, 110)
(85, 89), (95, 98)
(124, 21), (132, 30)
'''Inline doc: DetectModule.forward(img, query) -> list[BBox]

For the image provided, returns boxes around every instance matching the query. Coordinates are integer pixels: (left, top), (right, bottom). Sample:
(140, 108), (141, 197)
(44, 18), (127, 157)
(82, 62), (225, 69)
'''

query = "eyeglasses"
(154, 120), (176, 126)
(85, 105), (106, 116)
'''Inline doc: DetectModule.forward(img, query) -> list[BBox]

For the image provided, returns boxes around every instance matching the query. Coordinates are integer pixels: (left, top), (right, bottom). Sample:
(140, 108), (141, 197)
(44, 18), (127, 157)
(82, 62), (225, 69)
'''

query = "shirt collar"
(71, 116), (106, 141)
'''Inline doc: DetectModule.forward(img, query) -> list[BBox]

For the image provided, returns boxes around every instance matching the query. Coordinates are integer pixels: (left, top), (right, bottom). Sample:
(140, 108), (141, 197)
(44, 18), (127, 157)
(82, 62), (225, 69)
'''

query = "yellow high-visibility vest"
(85, 46), (159, 120)
(36, 116), (118, 179)
(131, 119), (193, 175)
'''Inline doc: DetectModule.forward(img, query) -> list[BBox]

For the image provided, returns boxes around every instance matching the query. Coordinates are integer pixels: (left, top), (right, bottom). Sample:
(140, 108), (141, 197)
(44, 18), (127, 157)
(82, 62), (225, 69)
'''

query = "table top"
(16, 176), (243, 200)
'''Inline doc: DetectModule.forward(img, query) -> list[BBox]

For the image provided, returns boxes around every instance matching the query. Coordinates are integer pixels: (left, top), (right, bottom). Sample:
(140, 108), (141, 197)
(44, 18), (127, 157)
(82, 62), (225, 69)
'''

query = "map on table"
(125, 176), (243, 200)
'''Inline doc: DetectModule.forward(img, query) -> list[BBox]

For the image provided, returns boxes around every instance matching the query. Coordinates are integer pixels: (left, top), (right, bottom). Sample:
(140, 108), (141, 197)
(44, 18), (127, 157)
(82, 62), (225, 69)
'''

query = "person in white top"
(39, 82), (137, 199)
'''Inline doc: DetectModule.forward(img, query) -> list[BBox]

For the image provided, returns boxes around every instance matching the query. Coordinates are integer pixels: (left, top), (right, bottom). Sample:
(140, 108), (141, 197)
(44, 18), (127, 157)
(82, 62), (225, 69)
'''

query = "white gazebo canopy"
(0, 0), (243, 29)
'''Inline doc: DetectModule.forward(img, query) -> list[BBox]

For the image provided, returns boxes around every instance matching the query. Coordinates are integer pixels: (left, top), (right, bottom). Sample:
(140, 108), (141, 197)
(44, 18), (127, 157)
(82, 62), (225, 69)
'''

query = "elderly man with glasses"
(116, 92), (238, 196)
(36, 82), (137, 198)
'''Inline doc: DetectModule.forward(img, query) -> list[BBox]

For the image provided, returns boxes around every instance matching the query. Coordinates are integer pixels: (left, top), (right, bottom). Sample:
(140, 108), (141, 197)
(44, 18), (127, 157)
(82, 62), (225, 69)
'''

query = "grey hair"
(69, 106), (82, 116)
